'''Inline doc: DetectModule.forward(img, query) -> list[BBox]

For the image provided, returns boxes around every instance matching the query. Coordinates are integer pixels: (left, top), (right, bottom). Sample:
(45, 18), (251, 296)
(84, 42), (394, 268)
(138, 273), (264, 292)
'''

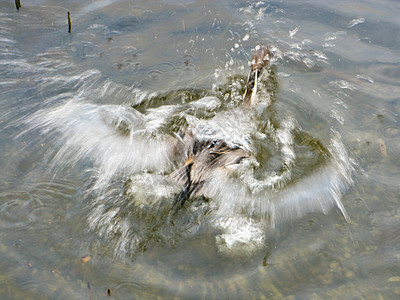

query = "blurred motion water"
(1, 0), (400, 298)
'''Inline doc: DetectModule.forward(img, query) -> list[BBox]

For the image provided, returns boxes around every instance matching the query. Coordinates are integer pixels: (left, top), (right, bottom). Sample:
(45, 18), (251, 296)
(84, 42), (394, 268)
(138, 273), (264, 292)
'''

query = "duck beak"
(243, 45), (270, 107)
(249, 70), (258, 106)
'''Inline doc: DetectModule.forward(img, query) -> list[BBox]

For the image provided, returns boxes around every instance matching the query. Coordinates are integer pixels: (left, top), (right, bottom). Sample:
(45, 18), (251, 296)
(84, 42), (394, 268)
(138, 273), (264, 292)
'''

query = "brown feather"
(169, 45), (270, 213)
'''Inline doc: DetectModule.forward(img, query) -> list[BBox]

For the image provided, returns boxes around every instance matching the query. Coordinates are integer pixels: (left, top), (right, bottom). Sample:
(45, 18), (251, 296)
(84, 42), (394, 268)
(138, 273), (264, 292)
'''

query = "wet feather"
(169, 46), (270, 213)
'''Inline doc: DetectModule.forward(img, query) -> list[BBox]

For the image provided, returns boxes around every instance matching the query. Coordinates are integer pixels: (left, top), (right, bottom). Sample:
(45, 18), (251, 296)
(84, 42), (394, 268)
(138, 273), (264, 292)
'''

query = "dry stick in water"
(67, 11), (71, 33)
(15, 0), (22, 10)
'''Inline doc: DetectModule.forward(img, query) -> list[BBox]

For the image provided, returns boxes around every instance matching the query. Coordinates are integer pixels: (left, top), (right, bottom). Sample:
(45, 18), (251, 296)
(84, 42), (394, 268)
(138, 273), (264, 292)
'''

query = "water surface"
(1, 0), (400, 298)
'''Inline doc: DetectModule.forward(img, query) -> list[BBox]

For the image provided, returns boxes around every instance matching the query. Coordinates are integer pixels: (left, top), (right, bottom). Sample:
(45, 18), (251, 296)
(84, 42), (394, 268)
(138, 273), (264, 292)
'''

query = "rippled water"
(1, 0), (400, 298)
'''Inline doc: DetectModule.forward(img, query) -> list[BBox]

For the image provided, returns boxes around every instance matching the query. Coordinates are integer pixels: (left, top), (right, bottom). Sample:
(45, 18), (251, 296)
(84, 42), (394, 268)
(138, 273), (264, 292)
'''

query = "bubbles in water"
(215, 216), (265, 254)
(347, 17), (366, 28)
(289, 26), (300, 38)
(330, 80), (358, 91)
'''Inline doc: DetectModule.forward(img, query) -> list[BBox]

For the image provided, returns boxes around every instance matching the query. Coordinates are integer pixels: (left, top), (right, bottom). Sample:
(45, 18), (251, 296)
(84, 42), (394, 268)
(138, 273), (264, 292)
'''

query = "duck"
(168, 45), (271, 214)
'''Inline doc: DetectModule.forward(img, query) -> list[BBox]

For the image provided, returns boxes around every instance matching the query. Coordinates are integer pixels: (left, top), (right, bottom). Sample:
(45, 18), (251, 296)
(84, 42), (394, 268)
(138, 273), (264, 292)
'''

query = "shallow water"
(1, 0), (400, 298)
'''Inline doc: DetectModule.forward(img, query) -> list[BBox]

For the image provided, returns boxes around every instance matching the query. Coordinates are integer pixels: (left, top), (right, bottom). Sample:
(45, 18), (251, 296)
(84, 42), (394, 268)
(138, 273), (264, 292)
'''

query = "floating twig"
(67, 11), (71, 33)
(15, 0), (22, 10)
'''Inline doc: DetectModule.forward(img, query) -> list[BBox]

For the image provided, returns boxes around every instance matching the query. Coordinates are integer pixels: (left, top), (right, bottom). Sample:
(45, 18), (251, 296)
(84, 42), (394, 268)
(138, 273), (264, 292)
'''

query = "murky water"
(1, 0), (400, 298)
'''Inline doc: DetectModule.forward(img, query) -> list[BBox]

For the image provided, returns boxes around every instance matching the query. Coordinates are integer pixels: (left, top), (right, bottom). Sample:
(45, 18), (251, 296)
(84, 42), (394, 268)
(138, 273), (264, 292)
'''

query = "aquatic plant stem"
(67, 11), (71, 33)
(15, 0), (21, 10)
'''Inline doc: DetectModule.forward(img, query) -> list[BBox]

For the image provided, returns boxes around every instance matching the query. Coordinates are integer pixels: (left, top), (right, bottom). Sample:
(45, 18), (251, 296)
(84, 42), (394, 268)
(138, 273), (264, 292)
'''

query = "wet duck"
(169, 45), (271, 214)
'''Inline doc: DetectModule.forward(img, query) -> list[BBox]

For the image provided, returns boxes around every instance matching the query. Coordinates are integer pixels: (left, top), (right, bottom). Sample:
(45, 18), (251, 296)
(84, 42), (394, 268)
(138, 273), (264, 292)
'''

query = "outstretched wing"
(169, 139), (250, 213)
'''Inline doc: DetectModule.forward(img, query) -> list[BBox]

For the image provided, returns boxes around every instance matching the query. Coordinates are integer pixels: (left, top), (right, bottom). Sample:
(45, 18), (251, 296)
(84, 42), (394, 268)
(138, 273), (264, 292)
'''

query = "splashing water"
(23, 101), (173, 189)
(20, 49), (354, 257)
